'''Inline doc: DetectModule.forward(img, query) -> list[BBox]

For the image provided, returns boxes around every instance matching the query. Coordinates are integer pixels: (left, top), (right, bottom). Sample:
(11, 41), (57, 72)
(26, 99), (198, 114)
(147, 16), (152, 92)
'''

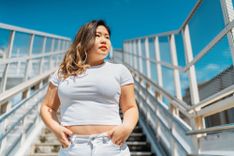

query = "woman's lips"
(99, 46), (107, 50)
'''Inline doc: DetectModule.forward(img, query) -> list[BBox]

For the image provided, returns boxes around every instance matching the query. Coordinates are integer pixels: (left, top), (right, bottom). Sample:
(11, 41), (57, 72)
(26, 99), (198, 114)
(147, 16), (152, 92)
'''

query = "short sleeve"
(49, 69), (60, 86)
(119, 64), (134, 86)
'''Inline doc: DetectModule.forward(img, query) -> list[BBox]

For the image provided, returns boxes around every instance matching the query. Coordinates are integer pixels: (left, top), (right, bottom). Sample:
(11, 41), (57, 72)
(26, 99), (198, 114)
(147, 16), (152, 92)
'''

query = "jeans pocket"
(61, 143), (71, 151)
(109, 140), (122, 149)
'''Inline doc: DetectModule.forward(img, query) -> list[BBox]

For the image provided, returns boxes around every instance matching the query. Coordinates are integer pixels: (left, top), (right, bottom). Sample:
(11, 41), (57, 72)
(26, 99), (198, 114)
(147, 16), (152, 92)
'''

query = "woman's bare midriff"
(65, 125), (118, 135)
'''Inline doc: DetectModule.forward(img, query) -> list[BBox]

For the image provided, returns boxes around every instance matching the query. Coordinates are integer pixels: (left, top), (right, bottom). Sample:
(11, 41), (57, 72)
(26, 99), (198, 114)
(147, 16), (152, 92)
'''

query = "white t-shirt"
(49, 61), (134, 126)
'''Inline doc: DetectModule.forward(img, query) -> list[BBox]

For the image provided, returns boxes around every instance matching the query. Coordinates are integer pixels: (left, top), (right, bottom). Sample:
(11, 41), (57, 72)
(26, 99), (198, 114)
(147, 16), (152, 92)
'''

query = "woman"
(40, 19), (139, 156)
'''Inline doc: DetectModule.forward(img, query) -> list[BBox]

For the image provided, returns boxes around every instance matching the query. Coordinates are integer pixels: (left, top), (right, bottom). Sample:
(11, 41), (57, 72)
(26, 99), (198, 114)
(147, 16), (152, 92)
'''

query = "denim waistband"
(68, 132), (114, 155)
(69, 132), (110, 144)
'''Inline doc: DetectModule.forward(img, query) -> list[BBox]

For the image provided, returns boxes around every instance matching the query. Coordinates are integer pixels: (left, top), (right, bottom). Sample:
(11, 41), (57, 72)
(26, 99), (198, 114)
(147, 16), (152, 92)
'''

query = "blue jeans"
(58, 132), (131, 156)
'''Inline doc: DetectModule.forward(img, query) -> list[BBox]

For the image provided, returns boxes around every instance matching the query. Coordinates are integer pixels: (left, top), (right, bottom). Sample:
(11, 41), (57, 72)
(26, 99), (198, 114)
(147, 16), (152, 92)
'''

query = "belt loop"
(88, 137), (95, 156)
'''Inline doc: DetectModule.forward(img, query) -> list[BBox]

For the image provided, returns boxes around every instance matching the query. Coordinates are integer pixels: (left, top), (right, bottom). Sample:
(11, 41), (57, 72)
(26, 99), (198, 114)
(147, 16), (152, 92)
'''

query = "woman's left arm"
(107, 83), (139, 145)
(120, 83), (139, 132)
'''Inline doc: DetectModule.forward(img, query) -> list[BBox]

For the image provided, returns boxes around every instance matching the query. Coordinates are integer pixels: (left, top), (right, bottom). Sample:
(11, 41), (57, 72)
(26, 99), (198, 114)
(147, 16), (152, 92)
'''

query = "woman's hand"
(53, 125), (73, 148)
(106, 124), (133, 146)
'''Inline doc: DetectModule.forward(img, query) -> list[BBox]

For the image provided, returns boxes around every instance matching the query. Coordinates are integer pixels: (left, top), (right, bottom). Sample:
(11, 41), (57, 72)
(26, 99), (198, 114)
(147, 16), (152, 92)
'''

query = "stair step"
(132, 127), (142, 133)
(128, 133), (146, 141)
(38, 135), (59, 143)
(127, 141), (151, 151)
(32, 143), (60, 153)
(30, 153), (57, 156)
(34, 143), (60, 146)
(130, 151), (155, 156)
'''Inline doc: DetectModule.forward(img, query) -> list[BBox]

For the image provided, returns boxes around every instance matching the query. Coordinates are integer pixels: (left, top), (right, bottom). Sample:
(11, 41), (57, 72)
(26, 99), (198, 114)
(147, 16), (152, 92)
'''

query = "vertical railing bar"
(138, 39), (143, 74)
(0, 30), (15, 92)
(145, 37), (152, 79)
(221, 0), (234, 65)
(129, 41), (133, 67)
(39, 37), (47, 74)
(154, 36), (163, 101)
(182, 24), (200, 154)
(50, 38), (55, 68)
(24, 34), (35, 81)
(170, 34), (182, 100)
(182, 25), (200, 105)
(133, 40), (138, 70)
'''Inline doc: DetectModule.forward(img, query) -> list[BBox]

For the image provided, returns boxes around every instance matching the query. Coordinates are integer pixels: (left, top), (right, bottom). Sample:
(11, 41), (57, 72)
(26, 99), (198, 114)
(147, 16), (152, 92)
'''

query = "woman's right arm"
(40, 82), (72, 147)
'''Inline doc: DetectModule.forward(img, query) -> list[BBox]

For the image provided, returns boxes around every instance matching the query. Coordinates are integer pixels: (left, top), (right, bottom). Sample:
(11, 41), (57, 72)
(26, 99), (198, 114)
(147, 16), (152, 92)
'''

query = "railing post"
(124, 42), (129, 64)
(0, 30), (15, 92)
(220, 0), (234, 65)
(62, 40), (65, 51)
(129, 41), (133, 67)
(55, 39), (62, 66)
(131, 41), (134, 68)
(50, 38), (55, 68)
(20, 87), (31, 147)
(169, 34), (183, 155)
(40, 37), (46, 74)
(24, 34), (35, 81)
(182, 24), (201, 154)
(123, 42), (127, 64)
(182, 25), (200, 105)
(133, 40), (138, 70)
(0, 118), (9, 154)
(57, 39), (61, 52)
(137, 39), (143, 74)
(145, 37), (151, 79)
(169, 34), (182, 101)
(16, 49), (21, 74)
(154, 36), (163, 101)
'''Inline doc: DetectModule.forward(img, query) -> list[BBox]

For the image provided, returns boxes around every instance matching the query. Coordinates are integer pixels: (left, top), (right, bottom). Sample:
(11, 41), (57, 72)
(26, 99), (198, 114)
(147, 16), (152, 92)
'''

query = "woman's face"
(88, 25), (111, 61)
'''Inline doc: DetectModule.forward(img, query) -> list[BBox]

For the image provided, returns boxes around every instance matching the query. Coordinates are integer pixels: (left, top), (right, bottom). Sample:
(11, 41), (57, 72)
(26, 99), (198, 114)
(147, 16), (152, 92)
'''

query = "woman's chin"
(99, 51), (109, 57)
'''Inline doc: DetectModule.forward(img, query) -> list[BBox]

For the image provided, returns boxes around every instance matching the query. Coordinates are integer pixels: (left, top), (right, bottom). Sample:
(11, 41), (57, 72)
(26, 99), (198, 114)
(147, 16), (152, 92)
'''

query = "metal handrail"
(124, 30), (179, 42)
(123, 18), (234, 72)
(124, 0), (203, 42)
(128, 61), (234, 124)
(0, 93), (44, 141)
(186, 124), (234, 135)
(135, 73), (194, 154)
(123, 51), (184, 71)
(0, 50), (64, 65)
(0, 68), (56, 104)
(135, 79), (192, 131)
(189, 85), (234, 112)
(0, 23), (70, 41)
(0, 84), (46, 123)
(183, 19), (234, 72)
(126, 63), (190, 111)
(178, 0), (203, 31)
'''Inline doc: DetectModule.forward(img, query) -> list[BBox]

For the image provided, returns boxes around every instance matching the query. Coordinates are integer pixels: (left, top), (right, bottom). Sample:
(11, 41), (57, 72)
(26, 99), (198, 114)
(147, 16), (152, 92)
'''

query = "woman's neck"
(86, 60), (105, 67)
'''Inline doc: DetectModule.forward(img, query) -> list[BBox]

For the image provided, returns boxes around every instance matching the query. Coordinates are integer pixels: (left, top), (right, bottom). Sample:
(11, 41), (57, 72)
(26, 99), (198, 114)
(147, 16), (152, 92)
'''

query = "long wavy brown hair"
(58, 20), (111, 80)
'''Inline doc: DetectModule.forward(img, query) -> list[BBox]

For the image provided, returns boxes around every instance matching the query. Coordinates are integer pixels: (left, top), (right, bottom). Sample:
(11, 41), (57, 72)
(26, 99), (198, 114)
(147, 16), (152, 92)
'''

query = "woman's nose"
(100, 37), (107, 43)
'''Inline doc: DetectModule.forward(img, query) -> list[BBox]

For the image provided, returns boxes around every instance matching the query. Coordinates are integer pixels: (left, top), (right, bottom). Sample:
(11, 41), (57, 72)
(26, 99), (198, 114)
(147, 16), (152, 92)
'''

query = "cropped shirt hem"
(60, 120), (122, 126)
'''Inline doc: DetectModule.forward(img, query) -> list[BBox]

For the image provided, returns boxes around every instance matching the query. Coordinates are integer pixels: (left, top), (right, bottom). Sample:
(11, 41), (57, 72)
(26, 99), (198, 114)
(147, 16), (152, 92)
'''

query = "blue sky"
(0, 0), (197, 48)
(1, 0), (233, 104)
